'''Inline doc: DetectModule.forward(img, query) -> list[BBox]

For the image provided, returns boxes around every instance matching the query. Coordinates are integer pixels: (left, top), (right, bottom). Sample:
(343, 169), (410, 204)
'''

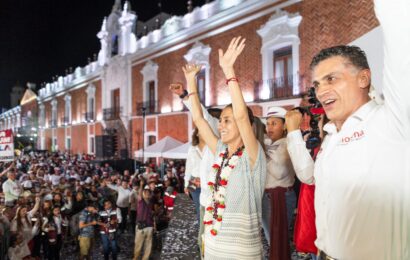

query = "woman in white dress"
(182, 37), (266, 260)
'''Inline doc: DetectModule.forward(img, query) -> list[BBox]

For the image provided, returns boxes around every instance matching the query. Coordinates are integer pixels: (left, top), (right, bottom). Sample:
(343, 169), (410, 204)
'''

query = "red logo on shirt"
(340, 130), (365, 145)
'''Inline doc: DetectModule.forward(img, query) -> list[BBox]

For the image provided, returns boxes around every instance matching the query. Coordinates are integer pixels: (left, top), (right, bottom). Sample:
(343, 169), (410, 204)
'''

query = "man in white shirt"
(286, 1), (410, 259)
(50, 167), (63, 187)
(107, 179), (131, 233)
(2, 169), (21, 206)
(184, 129), (205, 223)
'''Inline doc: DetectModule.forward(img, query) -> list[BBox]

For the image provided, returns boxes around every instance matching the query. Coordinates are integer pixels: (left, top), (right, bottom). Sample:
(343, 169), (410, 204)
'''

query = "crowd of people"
(0, 152), (186, 260)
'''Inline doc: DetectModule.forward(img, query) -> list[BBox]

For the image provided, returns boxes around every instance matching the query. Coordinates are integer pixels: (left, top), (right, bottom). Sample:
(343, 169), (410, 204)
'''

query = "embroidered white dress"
(204, 140), (266, 260)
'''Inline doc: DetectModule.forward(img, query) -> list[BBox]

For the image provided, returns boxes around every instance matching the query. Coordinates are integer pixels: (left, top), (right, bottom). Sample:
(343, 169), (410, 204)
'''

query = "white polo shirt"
(287, 1), (410, 258)
(183, 99), (219, 207)
(184, 145), (203, 188)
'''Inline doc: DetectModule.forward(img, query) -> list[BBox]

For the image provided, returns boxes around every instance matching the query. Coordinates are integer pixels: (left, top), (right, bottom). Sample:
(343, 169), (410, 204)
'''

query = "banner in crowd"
(0, 129), (14, 161)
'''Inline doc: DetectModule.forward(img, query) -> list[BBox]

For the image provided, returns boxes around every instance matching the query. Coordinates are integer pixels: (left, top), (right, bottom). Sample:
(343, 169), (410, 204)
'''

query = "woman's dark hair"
(224, 104), (255, 125)
(9, 234), (18, 247)
(207, 108), (222, 119)
(191, 127), (200, 146)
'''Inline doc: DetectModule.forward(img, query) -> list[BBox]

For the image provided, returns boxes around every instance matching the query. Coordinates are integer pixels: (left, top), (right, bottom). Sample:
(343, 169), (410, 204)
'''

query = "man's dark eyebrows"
(320, 72), (338, 81)
(313, 72), (338, 87)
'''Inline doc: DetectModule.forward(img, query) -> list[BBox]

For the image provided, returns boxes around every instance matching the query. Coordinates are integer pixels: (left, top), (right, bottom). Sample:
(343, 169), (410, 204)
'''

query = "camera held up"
(294, 87), (324, 150)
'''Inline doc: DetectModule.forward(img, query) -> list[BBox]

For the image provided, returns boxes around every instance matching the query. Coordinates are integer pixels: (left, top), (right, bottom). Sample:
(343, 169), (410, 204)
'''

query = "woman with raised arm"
(183, 37), (266, 260)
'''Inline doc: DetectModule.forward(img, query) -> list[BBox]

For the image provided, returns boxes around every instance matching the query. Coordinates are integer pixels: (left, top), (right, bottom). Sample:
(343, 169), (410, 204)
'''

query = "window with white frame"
(144, 131), (157, 149)
(140, 61), (158, 114)
(64, 94), (72, 125)
(257, 10), (302, 100)
(39, 104), (45, 127)
(51, 99), (58, 127)
(52, 137), (57, 151)
(89, 136), (95, 154)
(184, 41), (211, 106)
(86, 84), (96, 121)
(66, 137), (71, 151)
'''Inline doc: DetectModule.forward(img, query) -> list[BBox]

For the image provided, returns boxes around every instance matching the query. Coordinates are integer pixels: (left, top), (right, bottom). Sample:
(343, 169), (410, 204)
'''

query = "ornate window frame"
(184, 41), (212, 106)
(257, 10), (302, 98)
(64, 94), (72, 124)
(140, 60), (159, 106)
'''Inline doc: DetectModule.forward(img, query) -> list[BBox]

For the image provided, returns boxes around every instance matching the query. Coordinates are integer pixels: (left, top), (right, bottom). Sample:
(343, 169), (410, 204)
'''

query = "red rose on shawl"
(210, 229), (218, 236)
(220, 179), (228, 186)
(217, 204), (226, 209)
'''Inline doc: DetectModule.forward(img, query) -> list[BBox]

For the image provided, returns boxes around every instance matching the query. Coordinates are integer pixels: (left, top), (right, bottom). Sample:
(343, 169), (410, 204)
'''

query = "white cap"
(44, 194), (53, 201)
(263, 106), (287, 119)
(23, 180), (33, 189)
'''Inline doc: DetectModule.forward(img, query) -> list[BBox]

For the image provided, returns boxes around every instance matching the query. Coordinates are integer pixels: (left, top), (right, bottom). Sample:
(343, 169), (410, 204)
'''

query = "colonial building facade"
(0, 0), (380, 159)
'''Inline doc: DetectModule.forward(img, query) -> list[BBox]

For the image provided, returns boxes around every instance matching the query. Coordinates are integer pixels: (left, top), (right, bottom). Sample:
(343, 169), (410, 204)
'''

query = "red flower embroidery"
(212, 164), (220, 169)
(203, 146), (244, 236)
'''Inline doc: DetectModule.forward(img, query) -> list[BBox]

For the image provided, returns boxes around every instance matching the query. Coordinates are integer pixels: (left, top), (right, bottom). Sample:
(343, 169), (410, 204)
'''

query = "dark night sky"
(0, 0), (206, 109)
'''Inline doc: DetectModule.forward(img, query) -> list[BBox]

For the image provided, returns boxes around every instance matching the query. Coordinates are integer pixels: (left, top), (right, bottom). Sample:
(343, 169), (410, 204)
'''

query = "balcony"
(83, 111), (95, 122)
(136, 101), (159, 116)
(17, 125), (36, 136)
(21, 116), (34, 127)
(61, 116), (71, 126)
(49, 119), (57, 128)
(103, 107), (122, 121)
(253, 74), (300, 102)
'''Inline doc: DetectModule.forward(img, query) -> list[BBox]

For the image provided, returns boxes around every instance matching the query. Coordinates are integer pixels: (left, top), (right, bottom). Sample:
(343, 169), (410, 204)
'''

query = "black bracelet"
(179, 89), (188, 99)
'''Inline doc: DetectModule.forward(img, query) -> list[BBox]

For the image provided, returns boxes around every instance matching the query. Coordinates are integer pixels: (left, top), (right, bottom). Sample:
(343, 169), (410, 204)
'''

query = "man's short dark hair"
(310, 45), (370, 71)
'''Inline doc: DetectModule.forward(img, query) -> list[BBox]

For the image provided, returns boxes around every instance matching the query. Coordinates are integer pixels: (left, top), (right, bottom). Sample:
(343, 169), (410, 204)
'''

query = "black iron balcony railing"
(49, 119), (57, 128)
(253, 74), (300, 102)
(17, 125), (35, 136)
(83, 111), (95, 122)
(136, 101), (159, 116)
(61, 116), (71, 126)
(21, 116), (34, 127)
(103, 107), (122, 121)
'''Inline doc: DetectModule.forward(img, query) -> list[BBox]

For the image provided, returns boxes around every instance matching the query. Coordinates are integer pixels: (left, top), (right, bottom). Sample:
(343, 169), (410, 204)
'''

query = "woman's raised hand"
(182, 64), (202, 81)
(218, 36), (246, 74)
